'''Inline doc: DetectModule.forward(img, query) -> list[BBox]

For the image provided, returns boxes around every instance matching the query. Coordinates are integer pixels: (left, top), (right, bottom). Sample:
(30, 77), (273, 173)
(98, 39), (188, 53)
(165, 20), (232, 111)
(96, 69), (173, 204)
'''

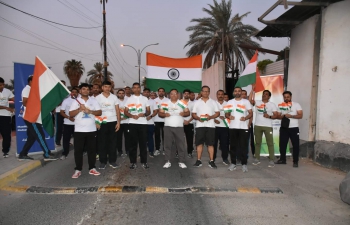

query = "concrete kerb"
(0, 185), (283, 194)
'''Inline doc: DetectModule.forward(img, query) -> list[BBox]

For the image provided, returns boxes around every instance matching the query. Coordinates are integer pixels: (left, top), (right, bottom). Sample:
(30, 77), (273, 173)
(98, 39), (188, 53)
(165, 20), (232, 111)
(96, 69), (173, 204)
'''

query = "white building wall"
(316, 0), (350, 144)
(264, 60), (284, 75)
(202, 61), (225, 99)
(288, 15), (318, 141)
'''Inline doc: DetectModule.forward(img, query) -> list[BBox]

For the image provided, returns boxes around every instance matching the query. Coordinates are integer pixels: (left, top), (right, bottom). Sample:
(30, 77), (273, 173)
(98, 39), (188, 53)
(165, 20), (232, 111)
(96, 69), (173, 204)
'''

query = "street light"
(121, 43), (159, 83)
(136, 66), (147, 74)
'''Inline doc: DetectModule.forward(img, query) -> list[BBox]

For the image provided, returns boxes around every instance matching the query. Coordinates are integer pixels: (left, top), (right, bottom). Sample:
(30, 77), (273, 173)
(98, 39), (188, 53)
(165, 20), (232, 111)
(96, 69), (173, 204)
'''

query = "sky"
(0, 0), (290, 87)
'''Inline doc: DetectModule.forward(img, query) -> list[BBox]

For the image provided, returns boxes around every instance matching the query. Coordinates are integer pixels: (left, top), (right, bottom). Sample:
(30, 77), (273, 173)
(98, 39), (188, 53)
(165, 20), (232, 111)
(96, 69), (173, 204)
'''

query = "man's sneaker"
(187, 153), (193, 158)
(142, 163), (149, 169)
(223, 159), (230, 165)
(208, 160), (217, 169)
(163, 161), (171, 168)
(130, 163), (137, 169)
(162, 151), (165, 155)
(18, 155), (34, 161)
(109, 162), (119, 169)
(252, 159), (261, 166)
(175, 152), (179, 158)
(3, 153), (9, 158)
(193, 160), (202, 167)
(276, 160), (286, 164)
(154, 150), (160, 156)
(83, 152), (87, 156)
(236, 160), (242, 166)
(268, 160), (275, 168)
(72, 170), (81, 179)
(242, 165), (248, 173)
(44, 155), (58, 161)
(228, 164), (236, 171)
(149, 152), (154, 158)
(96, 154), (99, 160)
(60, 155), (67, 160)
(89, 168), (100, 176)
(179, 162), (187, 169)
(293, 162), (298, 168)
(99, 163), (106, 169)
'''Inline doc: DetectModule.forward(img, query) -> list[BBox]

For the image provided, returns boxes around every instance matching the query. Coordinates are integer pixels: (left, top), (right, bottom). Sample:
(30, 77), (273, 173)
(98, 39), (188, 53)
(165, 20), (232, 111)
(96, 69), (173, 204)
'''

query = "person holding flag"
(158, 89), (190, 169)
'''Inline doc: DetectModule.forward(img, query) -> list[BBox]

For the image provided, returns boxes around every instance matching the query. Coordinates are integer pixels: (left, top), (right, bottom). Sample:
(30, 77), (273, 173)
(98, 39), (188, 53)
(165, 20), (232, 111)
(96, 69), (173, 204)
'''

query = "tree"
(87, 62), (113, 86)
(63, 59), (85, 87)
(184, 0), (262, 71)
(257, 59), (273, 72)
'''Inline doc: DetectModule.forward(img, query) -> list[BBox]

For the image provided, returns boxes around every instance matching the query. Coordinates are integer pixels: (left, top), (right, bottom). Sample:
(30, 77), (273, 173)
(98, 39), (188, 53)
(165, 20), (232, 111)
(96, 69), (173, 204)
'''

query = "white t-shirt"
(147, 99), (157, 125)
(190, 100), (196, 124)
(118, 98), (128, 124)
(215, 100), (228, 128)
(226, 98), (252, 129)
(183, 99), (194, 124)
(69, 96), (101, 132)
(192, 98), (220, 128)
(278, 101), (302, 128)
(162, 99), (187, 127)
(95, 93), (119, 122)
(125, 95), (150, 125)
(0, 88), (14, 117)
(254, 100), (278, 128)
(60, 97), (75, 125)
(21, 85), (31, 118)
(154, 97), (169, 122)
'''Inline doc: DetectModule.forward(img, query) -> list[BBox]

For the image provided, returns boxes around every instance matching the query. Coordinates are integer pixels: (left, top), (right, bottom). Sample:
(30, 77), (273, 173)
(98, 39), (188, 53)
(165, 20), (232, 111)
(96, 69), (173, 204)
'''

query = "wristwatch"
(269, 116), (272, 119)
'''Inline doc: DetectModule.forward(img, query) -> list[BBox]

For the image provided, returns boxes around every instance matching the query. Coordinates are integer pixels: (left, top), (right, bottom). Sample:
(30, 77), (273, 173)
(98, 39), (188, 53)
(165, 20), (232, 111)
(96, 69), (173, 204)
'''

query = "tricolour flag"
(177, 100), (187, 110)
(278, 102), (292, 111)
(223, 118), (230, 128)
(102, 116), (107, 124)
(256, 103), (266, 113)
(161, 103), (168, 111)
(120, 108), (128, 118)
(136, 104), (143, 113)
(200, 114), (208, 121)
(128, 104), (136, 112)
(235, 51), (264, 92)
(95, 116), (103, 125)
(236, 104), (246, 114)
(223, 105), (233, 113)
(146, 53), (202, 93)
(24, 56), (70, 136)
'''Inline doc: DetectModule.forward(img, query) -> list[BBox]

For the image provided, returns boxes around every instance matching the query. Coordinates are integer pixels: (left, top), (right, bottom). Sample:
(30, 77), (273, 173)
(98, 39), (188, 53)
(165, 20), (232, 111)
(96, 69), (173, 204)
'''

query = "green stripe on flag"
(147, 78), (201, 93)
(235, 72), (256, 88)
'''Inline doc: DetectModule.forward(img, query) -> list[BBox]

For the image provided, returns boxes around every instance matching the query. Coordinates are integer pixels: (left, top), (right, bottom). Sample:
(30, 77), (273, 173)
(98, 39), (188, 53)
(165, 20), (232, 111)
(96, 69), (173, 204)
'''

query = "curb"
(0, 185), (283, 194)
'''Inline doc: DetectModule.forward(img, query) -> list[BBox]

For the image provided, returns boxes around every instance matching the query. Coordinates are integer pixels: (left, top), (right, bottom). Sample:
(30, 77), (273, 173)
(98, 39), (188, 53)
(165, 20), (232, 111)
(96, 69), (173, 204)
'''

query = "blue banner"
(14, 62), (55, 155)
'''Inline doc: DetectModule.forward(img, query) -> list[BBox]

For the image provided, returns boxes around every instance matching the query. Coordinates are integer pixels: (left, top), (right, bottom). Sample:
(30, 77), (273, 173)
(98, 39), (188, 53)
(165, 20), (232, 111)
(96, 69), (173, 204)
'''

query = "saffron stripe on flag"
(147, 53), (202, 68)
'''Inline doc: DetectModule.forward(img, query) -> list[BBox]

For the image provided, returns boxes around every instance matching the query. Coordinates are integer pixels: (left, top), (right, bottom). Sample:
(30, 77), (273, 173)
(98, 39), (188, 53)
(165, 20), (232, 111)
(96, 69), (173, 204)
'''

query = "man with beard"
(153, 88), (168, 156)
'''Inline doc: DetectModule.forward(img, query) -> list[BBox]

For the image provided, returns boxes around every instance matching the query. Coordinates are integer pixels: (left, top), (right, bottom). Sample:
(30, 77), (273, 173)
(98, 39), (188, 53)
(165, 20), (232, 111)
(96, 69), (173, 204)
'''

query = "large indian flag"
(24, 56), (70, 136)
(146, 53), (202, 93)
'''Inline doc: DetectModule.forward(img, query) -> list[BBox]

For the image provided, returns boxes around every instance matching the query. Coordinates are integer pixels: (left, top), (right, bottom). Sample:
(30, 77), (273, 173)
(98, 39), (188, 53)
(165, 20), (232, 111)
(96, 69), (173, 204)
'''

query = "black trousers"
(0, 116), (12, 154)
(154, 122), (164, 151)
(249, 123), (255, 155)
(214, 127), (229, 161)
(55, 112), (64, 145)
(229, 129), (249, 165)
(62, 124), (74, 156)
(116, 123), (129, 154)
(128, 124), (147, 164)
(98, 121), (118, 164)
(279, 127), (300, 163)
(20, 120), (51, 157)
(74, 132), (96, 171)
(183, 124), (194, 154)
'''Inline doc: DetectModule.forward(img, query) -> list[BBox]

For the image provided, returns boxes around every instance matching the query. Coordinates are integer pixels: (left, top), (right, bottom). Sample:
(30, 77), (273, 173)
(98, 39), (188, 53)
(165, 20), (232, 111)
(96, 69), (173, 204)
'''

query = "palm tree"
(63, 59), (85, 87)
(87, 62), (113, 85)
(184, 0), (262, 71)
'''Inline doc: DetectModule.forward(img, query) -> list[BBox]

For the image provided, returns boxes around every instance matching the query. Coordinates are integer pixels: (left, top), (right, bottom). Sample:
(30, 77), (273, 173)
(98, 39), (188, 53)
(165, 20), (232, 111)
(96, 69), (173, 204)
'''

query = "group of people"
(0, 76), (303, 179)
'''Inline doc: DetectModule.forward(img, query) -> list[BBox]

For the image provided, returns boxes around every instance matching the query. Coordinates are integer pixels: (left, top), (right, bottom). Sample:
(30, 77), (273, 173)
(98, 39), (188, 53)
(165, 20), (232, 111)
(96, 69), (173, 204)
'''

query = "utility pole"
(101, 0), (108, 82)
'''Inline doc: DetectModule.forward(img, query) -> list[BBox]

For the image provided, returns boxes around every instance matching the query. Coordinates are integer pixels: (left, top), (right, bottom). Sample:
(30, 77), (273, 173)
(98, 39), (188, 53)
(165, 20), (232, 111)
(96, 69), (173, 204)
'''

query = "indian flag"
(128, 103), (136, 112)
(278, 102), (292, 111)
(235, 51), (264, 92)
(224, 105), (233, 113)
(200, 114), (208, 121)
(146, 53), (202, 93)
(236, 104), (246, 114)
(95, 116), (103, 125)
(161, 103), (168, 111)
(120, 108), (128, 118)
(177, 100), (187, 110)
(102, 116), (107, 124)
(24, 56), (70, 136)
(256, 104), (266, 113)
(136, 104), (143, 113)
(223, 118), (230, 128)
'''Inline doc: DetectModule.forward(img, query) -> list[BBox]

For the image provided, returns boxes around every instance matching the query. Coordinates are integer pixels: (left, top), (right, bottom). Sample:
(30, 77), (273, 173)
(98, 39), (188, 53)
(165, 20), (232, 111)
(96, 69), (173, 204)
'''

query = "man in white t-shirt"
(159, 89), (190, 169)
(124, 82), (151, 169)
(153, 87), (168, 156)
(214, 90), (230, 165)
(276, 91), (303, 168)
(59, 88), (78, 159)
(124, 86), (131, 101)
(69, 83), (102, 178)
(225, 87), (253, 172)
(143, 88), (158, 158)
(249, 89), (278, 167)
(116, 89), (130, 157)
(95, 81), (121, 169)
(0, 77), (14, 158)
(54, 80), (66, 146)
(182, 89), (194, 158)
(192, 86), (220, 169)
(91, 84), (100, 99)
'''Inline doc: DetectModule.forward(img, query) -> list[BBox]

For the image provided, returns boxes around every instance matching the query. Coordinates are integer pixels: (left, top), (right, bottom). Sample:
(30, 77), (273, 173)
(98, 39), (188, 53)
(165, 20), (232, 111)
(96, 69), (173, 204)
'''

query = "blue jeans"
(147, 125), (155, 153)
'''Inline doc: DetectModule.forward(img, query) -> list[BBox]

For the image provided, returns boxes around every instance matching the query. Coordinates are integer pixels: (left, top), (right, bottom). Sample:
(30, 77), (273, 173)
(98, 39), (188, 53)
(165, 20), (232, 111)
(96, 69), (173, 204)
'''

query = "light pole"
(121, 43), (159, 83)
(100, 0), (108, 82)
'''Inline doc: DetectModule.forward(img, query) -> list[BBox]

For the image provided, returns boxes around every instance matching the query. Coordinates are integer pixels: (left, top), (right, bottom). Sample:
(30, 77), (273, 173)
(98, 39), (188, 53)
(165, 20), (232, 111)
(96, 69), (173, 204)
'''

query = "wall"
(317, 0), (350, 144)
(264, 60), (284, 75)
(202, 61), (225, 99)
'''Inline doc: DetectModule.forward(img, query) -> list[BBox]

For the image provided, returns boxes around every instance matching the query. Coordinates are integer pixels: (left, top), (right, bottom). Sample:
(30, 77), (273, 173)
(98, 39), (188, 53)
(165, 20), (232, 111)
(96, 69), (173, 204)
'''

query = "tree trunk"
(69, 75), (82, 87)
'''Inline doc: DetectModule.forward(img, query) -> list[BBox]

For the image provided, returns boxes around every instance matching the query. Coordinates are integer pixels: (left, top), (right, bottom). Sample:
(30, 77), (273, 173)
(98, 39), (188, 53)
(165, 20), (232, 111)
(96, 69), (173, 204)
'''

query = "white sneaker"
(162, 151), (165, 155)
(178, 162), (187, 169)
(228, 164), (236, 171)
(72, 170), (81, 179)
(89, 168), (101, 176)
(242, 165), (248, 172)
(252, 159), (260, 166)
(154, 150), (160, 156)
(60, 155), (67, 160)
(163, 161), (171, 168)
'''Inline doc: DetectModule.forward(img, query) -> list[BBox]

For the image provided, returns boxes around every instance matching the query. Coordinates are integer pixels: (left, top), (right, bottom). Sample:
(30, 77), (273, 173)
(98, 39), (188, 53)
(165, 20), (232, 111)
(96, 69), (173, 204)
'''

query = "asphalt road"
(0, 149), (349, 225)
